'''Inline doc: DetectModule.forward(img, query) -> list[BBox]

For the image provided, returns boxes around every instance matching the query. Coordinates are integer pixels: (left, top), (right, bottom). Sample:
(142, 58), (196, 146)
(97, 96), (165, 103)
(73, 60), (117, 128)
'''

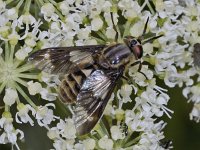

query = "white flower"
(47, 127), (60, 140)
(125, 109), (153, 132)
(104, 102), (115, 116)
(50, 22), (61, 33)
(40, 88), (57, 101)
(129, 65), (153, 87)
(183, 84), (200, 103)
(143, 43), (154, 56)
(83, 138), (96, 150)
(117, 84), (133, 103)
(3, 88), (18, 106)
(18, 13), (36, 25)
(53, 139), (75, 150)
(0, 0), (6, 11)
(190, 103), (200, 122)
(105, 27), (116, 39)
(15, 49), (28, 60)
(6, 8), (18, 20)
(41, 3), (55, 17)
(59, 1), (70, 15)
(98, 136), (113, 150)
(25, 38), (37, 47)
(91, 16), (103, 31)
(57, 118), (76, 139)
(0, 112), (24, 148)
(77, 26), (91, 39)
(130, 21), (144, 37)
(155, 0), (165, 11)
(41, 3), (58, 21)
(104, 12), (118, 27)
(110, 125), (125, 141)
(8, 33), (20, 45)
(16, 103), (35, 126)
(35, 104), (58, 126)
(74, 143), (83, 150)
(27, 81), (42, 95)
(115, 109), (125, 121)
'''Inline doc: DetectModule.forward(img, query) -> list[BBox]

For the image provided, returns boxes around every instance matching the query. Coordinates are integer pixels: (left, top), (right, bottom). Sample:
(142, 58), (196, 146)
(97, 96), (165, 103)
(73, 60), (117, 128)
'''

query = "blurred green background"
(0, 86), (200, 150)
(163, 87), (200, 150)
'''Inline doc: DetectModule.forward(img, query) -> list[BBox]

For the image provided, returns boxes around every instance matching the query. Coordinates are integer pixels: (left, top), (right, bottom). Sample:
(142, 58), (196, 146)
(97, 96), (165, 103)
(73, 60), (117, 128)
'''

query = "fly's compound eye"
(130, 39), (137, 47)
(133, 45), (143, 59)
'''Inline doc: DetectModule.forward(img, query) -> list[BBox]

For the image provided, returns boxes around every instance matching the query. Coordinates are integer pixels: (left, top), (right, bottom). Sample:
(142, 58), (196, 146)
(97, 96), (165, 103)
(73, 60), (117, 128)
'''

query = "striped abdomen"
(58, 65), (94, 104)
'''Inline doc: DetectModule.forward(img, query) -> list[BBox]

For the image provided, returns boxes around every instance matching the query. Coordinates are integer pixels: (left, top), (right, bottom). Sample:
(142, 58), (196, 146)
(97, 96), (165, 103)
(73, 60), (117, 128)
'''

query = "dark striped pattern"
(103, 44), (131, 65)
(58, 65), (94, 104)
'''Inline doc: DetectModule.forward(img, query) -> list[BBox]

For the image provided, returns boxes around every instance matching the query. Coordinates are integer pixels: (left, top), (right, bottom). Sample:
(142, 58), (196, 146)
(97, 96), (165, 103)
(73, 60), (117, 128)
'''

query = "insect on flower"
(28, 14), (162, 135)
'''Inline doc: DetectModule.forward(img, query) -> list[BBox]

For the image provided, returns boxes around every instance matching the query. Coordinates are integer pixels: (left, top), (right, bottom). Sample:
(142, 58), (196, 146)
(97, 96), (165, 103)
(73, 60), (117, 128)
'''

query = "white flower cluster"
(0, 0), (199, 149)
(0, 0), (59, 148)
(37, 0), (173, 148)
(151, 0), (200, 123)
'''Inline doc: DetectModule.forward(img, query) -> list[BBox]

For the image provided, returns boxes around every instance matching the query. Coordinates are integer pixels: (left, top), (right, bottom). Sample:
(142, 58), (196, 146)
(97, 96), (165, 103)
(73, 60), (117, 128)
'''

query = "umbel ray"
(28, 13), (163, 135)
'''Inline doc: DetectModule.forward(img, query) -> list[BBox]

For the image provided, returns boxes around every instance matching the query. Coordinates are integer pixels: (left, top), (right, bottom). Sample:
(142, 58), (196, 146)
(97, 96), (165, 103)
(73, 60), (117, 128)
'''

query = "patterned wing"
(74, 68), (124, 135)
(28, 45), (105, 74)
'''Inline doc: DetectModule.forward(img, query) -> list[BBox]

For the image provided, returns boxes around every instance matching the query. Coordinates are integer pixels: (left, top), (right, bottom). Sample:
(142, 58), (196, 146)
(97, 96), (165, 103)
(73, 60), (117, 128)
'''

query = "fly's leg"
(138, 62), (148, 80)
(110, 12), (118, 42)
(131, 61), (148, 80)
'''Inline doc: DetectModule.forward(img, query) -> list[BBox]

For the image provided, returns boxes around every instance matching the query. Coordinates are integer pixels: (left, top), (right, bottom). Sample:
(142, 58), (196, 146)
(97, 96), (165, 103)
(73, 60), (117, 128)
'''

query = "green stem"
(99, 120), (110, 137)
(13, 59), (22, 68)
(16, 97), (21, 104)
(17, 73), (38, 79)
(0, 56), (5, 66)
(14, 77), (27, 87)
(139, 0), (148, 12)
(4, 105), (10, 112)
(146, 0), (155, 15)
(23, 0), (32, 13)
(46, 0), (65, 20)
(38, 0), (44, 6)
(9, 44), (15, 63)
(91, 36), (106, 44)
(123, 20), (132, 38)
(46, 0), (57, 5)
(5, 42), (9, 62)
(96, 31), (108, 41)
(5, 0), (15, 5)
(14, 83), (37, 108)
(16, 0), (24, 9)
(124, 135), (141, 148)
(16, 64), (34, 73)
(0, 81), (6, 94)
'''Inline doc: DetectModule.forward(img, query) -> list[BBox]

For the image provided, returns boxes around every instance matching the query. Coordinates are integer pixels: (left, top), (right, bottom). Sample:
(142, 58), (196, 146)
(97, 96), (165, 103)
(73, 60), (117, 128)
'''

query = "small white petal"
(3, 88), (18, 106)
(91, 17), (103, 31)
(27, 81), (42, 95)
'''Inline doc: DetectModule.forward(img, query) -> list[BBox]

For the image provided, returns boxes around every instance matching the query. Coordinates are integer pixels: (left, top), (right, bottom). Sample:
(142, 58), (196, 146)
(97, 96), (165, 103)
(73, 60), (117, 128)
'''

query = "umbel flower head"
(0, 0), (199, 149)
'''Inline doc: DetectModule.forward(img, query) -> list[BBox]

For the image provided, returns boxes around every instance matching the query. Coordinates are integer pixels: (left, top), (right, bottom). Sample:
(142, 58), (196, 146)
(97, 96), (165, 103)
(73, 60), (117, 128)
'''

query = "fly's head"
(123, 17), (163, 62)
(123, 36), (143, 60)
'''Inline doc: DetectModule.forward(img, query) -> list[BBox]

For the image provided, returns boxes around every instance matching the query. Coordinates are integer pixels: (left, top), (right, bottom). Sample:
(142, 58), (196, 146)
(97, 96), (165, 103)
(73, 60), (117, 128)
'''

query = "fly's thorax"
(98, 44), (133, 69)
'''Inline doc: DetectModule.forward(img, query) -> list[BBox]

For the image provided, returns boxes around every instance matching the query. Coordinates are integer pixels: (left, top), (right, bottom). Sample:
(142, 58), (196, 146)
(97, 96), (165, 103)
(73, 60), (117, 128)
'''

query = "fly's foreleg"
(131, 60), (148, 80)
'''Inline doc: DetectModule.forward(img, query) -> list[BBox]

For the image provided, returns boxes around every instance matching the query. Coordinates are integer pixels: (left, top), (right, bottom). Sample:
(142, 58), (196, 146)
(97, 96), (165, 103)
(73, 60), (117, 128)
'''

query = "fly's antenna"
(110, 12), (119, 42)
(138, 17), (163, 44)
(138, 17), (149, 41)
(142, 34), (163, 44)
(142, 17), (149, 37)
